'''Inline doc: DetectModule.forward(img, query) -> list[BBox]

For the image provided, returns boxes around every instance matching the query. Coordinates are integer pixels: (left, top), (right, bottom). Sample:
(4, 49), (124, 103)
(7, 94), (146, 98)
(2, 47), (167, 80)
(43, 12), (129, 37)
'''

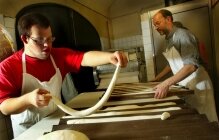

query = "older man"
(151, 9), (218, 122)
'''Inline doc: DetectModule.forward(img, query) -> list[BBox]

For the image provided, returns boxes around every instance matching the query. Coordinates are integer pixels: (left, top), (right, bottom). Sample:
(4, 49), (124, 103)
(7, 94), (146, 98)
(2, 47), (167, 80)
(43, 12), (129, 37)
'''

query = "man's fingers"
(37, 94), (52, 107)
(38, 89), (50, 95)
(37, 100), (50, 107)
(154, 90), (165, 99)
(38, 93), (52, 101)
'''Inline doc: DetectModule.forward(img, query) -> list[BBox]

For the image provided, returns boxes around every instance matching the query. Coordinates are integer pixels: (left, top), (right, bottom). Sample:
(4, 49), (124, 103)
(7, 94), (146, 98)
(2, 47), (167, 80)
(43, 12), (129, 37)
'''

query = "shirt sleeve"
(0, 62), (20, 103)
(0, 75), (12, 103)
(173, 29), (200, 67)
(52, 48), (85, 78)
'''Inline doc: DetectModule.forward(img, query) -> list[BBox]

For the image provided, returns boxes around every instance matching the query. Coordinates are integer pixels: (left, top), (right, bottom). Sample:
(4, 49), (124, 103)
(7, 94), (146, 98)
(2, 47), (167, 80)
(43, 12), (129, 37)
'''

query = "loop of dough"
(52, 64), (121, 117)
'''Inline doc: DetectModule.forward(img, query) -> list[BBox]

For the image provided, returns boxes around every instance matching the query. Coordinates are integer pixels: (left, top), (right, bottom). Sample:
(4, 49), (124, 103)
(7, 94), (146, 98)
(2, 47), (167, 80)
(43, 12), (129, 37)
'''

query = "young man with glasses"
(0, 13), (128, 137)
(151, 9), (218, 122)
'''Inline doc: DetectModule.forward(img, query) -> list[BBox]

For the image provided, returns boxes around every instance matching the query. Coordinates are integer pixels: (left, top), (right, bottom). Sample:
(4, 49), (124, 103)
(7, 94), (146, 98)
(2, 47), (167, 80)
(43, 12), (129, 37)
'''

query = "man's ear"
(166, 16), (172, 22)
(20, 35), (28, 44)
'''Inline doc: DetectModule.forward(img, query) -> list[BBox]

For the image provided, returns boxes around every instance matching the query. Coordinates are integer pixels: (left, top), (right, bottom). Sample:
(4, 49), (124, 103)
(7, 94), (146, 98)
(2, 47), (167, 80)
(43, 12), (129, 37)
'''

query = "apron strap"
(50, 55), (58, 69)
(22, 53), (26, 73)
(22, 53), (58, 73)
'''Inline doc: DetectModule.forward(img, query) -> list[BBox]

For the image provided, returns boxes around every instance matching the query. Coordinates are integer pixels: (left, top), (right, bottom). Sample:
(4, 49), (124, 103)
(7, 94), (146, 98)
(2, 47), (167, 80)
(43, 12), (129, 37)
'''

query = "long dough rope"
(52, 63), (121, 117)
(67, 112), (171, 124)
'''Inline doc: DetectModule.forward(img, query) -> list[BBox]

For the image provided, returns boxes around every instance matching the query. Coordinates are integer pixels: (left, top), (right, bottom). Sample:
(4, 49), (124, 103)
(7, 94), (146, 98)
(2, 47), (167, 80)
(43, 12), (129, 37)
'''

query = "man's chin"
(39, 53), (50, 60)
(158, 32), (165, 36)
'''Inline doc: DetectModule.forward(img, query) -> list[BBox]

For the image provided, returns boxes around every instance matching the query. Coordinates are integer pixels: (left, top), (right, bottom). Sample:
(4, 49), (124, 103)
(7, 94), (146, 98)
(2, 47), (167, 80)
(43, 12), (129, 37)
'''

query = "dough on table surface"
(161, 112), (171, 120)
(37, 130), (89, 140)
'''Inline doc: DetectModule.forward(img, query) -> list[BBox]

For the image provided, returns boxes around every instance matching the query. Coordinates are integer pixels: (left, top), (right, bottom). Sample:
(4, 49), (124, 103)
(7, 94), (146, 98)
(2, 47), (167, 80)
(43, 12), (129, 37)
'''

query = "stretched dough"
(103, 102), (176, 111)
(63, 106), (180, 118)
(67, 114), (165, 124)
(37, 130), (89, 140)
(52, 64), (121, 117)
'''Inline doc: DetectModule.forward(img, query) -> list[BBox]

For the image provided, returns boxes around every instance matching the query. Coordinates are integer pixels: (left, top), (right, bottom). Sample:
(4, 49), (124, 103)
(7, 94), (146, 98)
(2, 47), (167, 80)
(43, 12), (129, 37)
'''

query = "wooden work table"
(13, 82), (207, 140)
(13, 91), (104, 140)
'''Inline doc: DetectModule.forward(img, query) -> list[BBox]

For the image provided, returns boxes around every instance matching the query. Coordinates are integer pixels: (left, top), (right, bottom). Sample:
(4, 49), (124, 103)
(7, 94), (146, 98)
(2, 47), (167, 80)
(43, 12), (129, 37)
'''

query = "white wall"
(108, 0), (163, 50)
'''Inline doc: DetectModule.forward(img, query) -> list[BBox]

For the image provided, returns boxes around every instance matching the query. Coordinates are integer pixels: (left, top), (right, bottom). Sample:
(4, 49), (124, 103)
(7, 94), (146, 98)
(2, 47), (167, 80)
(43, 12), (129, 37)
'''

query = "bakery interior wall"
(0, 0), (111, 50)
(1, 0), (219, 139)
(0, 0), (165, 92)
(0, 0), (219, 109)
(0, 0), (166, 49)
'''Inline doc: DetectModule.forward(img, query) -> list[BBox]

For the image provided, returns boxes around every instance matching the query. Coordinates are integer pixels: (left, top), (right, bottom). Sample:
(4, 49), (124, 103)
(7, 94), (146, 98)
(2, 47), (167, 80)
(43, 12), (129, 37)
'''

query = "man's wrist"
(164, 78), (173, 87)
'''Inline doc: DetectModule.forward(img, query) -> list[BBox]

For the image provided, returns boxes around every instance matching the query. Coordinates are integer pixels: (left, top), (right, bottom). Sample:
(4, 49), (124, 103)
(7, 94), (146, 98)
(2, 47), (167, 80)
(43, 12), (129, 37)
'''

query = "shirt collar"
(166, 25), (177, 40)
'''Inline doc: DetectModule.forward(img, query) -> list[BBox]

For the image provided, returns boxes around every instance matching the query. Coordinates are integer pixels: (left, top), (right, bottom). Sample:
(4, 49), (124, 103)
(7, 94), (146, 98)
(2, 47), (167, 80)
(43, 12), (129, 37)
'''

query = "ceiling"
(0, 0), (164, 18)
(74, 0), (116, 16)
(73, 0), (164, 18)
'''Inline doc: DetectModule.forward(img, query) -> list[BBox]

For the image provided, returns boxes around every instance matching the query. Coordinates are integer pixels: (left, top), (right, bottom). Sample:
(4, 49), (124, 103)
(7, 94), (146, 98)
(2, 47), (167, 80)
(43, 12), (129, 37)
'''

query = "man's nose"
(42, 42), (50, 47)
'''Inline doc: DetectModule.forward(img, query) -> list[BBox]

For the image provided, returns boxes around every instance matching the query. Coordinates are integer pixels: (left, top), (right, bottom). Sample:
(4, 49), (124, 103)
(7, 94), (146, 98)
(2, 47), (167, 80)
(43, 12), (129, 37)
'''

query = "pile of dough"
(161, 112), (171, 120)
(37, 130), (89, 140)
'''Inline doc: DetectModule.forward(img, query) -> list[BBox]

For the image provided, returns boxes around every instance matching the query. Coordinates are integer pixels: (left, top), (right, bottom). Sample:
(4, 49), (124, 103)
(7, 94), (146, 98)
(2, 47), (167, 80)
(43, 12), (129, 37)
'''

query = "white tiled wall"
(113, 35), (143, 50)
(141, 13), (155, 81)
(100, 35), (143, 51)
(100, 14), (156, 82)
(100, 37), (110, 50)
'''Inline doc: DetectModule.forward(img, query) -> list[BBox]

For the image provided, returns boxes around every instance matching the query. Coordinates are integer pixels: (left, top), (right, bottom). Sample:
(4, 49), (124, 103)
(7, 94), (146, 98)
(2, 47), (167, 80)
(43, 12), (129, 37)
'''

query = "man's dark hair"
(173, 21), (188, 30)
(17, 13), (50, 36)
(158, 9), (173, 21)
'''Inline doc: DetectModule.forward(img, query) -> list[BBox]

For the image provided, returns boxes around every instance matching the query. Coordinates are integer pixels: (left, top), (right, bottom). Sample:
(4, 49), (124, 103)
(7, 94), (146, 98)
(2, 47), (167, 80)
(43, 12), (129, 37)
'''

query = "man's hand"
(28, 88), (52, 108)
(81, 51), (128, 67)
(109, 51), (128, 67)
(154, 81), (170, 99)
(0, 88), (52, 115)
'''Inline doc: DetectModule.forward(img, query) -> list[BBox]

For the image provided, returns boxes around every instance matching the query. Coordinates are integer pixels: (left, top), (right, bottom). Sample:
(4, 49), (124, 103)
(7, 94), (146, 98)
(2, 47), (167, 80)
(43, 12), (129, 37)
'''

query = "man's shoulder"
(175, 27), (194, 36)
(175, 27), (187, 34)
(174, 27), (196, 40)
(0, 50), (22, 75)
(1, 50), (22, 64)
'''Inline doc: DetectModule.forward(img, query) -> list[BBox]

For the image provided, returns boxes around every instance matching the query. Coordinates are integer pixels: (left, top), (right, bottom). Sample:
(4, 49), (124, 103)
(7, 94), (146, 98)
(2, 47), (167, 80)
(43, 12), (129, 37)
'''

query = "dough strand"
(52, 64), (121, 117)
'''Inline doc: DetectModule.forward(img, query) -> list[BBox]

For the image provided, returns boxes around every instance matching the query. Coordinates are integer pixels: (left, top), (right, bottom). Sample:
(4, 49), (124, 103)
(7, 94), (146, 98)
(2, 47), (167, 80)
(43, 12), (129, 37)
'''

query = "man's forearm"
(81, 51), (112, 67)
(154, 65), (172, 81)
(0, 94), (31, 115)
(164, 64), (197, 86)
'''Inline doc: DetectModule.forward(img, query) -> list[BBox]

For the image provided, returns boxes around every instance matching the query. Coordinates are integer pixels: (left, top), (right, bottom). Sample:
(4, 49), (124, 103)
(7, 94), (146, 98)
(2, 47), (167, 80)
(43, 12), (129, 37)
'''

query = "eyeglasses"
(153, 16), (169, 29)
(29, 36), (55, 46)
